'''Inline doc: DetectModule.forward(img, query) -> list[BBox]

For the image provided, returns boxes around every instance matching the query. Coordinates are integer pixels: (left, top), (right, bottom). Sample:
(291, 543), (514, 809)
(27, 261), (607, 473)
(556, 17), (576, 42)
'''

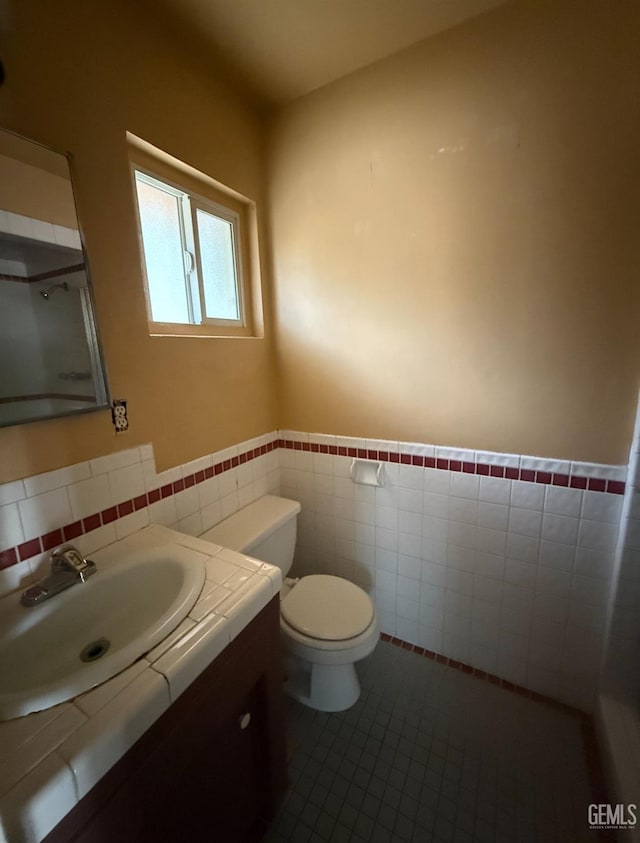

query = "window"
(133, 168), (252, 335)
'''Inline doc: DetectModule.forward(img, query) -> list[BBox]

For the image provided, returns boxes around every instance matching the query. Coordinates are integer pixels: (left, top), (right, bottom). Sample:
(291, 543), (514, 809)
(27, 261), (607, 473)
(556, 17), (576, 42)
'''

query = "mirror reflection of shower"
(39, 281), (69, 299)
(0, 126), (109, 426)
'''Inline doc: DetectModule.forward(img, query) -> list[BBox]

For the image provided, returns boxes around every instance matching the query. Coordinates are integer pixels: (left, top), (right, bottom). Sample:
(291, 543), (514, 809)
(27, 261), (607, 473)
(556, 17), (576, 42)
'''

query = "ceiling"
(155, 0), (510, 106)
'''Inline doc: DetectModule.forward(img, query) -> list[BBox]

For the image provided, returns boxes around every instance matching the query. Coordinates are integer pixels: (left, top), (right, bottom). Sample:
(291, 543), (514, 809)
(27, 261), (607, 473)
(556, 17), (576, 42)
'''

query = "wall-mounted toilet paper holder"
(350, 459), (384, 487)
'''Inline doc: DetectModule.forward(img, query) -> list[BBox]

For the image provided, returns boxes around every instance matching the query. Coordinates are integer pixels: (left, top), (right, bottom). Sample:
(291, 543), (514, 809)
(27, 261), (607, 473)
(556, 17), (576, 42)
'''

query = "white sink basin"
(0, 545), (205, 720)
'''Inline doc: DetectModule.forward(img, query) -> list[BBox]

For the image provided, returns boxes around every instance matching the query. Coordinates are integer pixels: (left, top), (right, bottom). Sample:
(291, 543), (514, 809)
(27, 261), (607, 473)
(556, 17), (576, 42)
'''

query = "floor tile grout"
(264, 640), (608, 843)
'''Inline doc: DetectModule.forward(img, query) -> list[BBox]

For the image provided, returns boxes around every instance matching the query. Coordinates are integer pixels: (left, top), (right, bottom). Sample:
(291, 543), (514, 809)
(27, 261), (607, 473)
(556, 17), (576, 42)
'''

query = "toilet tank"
(200, 495), (301, 575)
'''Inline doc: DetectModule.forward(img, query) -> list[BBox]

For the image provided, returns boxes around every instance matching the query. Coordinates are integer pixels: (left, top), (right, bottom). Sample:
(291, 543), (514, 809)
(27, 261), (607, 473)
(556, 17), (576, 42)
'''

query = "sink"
(0, 545), (206, 720)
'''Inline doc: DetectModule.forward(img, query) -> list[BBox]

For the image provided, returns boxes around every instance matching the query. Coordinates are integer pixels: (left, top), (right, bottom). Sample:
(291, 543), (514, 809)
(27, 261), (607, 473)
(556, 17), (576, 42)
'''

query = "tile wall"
(0, 210), (82, 257)
(601, 407), (640, 705)
(0, 427), (628, 715)
(594, 396), (640, 812)
(279, 431), (626, 713)
(0, 433), (281, 594)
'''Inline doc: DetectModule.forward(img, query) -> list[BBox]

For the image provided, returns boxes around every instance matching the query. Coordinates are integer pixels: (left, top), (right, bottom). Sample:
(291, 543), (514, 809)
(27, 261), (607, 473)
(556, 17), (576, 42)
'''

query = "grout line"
(1, 433), (626, 571)
(277, 439), (625, 494)
(378, 630), (613, 820)
(1, 440), (279, 569)
(379, 631), (583, 718)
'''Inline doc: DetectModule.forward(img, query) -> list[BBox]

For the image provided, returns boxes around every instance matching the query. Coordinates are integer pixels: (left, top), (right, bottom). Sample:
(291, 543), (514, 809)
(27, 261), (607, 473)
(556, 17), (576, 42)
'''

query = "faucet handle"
(51, 545), (95, 580)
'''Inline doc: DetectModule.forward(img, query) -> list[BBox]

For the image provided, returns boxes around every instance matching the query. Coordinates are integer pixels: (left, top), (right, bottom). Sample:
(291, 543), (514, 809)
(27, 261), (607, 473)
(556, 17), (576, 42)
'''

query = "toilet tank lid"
(200, 495), (301, 553)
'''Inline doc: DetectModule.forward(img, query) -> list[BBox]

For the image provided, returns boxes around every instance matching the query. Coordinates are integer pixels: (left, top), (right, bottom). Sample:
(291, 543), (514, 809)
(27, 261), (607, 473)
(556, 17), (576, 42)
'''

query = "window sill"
(148, 321), (259, 339)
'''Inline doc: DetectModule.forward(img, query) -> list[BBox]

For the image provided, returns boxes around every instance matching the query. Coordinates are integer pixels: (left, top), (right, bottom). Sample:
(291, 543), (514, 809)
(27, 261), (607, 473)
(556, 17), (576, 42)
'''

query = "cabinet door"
(71, 681), (266, 843)
(44, 598), (287, 843)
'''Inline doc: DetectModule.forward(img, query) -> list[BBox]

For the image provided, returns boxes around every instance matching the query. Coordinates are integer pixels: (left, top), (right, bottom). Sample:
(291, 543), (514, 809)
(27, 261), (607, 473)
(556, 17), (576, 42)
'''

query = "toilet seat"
(281, 574), (374, 641)
(280, 613), (378, 658)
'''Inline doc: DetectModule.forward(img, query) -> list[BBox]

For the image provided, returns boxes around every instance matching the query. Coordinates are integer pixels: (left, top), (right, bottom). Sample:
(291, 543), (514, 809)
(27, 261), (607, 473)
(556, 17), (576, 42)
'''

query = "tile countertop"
(0, 524), (282, 843)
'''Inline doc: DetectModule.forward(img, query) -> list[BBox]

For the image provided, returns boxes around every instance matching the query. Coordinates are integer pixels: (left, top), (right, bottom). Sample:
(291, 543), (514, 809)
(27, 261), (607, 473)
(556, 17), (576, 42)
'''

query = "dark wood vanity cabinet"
(45, 596), (287, 843)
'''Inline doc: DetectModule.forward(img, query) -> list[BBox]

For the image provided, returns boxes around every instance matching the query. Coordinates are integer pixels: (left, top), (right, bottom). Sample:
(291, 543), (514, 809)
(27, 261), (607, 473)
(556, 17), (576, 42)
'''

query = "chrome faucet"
(21, 545), (97, 607)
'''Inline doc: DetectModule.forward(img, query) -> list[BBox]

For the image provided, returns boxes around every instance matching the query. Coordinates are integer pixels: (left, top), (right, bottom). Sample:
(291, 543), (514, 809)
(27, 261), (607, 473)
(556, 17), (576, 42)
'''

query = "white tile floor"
(265, 640), (606, 842)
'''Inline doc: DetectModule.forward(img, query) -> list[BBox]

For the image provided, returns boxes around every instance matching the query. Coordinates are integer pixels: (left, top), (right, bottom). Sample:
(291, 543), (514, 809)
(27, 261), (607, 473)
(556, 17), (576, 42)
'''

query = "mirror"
(0, 129), (109, 426)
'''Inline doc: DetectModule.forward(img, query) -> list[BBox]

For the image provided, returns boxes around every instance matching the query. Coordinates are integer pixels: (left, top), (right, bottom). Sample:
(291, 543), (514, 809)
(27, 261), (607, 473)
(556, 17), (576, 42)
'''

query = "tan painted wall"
(0, 0), (276, 481)
(268, 0), (640, 464)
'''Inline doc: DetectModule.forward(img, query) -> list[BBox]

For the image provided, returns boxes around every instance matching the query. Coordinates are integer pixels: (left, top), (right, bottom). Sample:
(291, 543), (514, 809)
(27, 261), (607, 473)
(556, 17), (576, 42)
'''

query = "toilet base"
(284, 656), (361, 712)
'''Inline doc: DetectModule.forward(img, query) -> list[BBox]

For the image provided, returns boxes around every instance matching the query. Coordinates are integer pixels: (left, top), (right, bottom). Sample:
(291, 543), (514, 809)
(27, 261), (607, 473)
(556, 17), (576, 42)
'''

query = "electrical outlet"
(111, 399), (129, 433)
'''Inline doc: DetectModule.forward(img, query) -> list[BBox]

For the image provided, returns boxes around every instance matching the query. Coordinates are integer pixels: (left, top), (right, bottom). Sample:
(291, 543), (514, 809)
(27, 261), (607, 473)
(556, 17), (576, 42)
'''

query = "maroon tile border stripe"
(0, 437), (625, 570)
(0, 263), (85, 285)
(379, 632), (612, 808)
(1, 440), (279, 568)
(380, 631), (581, 717)
(277, 439), (625, 495)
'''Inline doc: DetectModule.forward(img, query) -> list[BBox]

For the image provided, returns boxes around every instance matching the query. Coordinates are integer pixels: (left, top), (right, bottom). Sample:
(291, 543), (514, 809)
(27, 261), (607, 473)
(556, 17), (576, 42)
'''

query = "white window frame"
(133, 167), (247, 332)
(189, 196), (244, 327)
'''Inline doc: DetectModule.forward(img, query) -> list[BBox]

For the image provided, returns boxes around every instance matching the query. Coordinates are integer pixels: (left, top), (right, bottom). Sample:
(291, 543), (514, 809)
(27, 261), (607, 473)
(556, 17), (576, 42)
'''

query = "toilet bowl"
(200, 495), (378, 712)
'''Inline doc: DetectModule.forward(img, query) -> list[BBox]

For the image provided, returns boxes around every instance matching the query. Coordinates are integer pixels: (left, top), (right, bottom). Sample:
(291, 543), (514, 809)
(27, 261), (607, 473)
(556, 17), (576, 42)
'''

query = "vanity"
(0, 526), (288, 843)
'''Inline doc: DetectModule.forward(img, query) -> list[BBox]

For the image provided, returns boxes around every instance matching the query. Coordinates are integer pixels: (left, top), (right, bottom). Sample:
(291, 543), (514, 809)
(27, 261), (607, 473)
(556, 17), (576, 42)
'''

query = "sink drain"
(80, 638), (110, 663)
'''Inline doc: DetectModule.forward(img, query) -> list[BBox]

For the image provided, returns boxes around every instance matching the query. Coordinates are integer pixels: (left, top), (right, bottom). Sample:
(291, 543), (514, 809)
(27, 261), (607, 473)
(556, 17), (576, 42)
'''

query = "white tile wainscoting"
(278, 431), (626, 714)
(0, 433), (281, 594)
(595, 398), (640, 818)
(0, 428), (628, 715)
(602, 418), (640, 705)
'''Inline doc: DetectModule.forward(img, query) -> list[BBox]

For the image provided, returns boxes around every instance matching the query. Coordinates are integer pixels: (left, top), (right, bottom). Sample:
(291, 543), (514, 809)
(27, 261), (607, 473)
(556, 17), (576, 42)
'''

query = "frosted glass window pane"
(196, 209), (239, 321)
(135, 178), (190, 324)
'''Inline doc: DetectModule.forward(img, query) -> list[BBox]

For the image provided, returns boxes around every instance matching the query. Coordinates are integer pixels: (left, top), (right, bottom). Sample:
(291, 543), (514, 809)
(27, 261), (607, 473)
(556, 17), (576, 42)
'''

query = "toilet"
(201, 495), (378, 712)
